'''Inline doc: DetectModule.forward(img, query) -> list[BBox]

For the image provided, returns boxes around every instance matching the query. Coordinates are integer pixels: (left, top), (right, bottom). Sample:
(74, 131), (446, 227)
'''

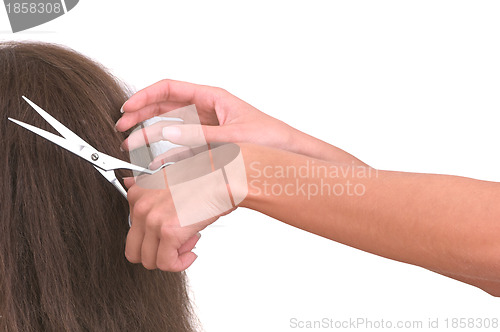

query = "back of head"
(0, 42), (196, 332)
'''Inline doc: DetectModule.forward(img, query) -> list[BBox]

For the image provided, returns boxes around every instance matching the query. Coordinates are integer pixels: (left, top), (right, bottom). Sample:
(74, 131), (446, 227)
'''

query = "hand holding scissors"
(9, 96), (203, 271)
(8, 96), (171, 226)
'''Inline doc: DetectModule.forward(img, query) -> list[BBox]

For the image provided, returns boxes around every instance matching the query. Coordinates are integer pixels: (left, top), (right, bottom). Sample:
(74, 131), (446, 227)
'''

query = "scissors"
(8, 96), (171, 225)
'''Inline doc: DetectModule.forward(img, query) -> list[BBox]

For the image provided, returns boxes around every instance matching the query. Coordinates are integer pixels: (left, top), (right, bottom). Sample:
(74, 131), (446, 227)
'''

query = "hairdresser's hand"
(115, 79), (368, 166)
(122, 147), (241, 272)
(116, 79), (296, 153)
(123, 181), (204, 271)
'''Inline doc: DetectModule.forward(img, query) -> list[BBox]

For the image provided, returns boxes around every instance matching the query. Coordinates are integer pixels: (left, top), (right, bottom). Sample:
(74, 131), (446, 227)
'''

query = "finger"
(123, 177), (136, 189)
(177, 251), (198, 271)
(178, 232), (201, 255)
(116, 101), (187, 132)
(160, 124), (203, 146)
(124, 123), (210, 151)
(157, 244), (198, 272)
(121, 120), (184, 151)
(162, 124), (240, 147)
(160, 123), (236, 146)
(122, 79), (222, 115)
(156, 226), (198, 272)
(201, 124), (238, 143)
(162, 123), (240, 146)
(141, 231), (160, 270)
(124, 224), (145, 264)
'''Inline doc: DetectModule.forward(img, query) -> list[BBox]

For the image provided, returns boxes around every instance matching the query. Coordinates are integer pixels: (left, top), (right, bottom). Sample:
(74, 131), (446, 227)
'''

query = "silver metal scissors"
(8, 96), (170, 225)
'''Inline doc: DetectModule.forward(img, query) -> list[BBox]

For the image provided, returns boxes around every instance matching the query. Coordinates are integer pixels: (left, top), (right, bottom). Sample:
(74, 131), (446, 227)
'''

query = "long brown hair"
(0, 41), (198, 331)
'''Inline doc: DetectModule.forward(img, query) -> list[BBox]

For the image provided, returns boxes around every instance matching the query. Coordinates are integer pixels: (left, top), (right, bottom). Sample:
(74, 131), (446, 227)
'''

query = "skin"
(117, 79), (500, 296)
(239, 144), (500, 296)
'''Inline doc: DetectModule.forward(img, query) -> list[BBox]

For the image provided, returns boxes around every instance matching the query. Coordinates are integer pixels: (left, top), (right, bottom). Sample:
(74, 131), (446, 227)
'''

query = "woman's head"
(0, 41), (196, 331)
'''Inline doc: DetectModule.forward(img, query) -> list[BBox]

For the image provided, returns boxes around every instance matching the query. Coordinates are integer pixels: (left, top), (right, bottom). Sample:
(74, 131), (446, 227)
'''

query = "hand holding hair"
(116, 79), (366, 165)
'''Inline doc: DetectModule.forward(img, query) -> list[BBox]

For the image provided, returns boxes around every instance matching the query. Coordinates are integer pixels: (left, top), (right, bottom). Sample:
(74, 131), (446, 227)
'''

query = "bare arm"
(239, 143), (500, 296)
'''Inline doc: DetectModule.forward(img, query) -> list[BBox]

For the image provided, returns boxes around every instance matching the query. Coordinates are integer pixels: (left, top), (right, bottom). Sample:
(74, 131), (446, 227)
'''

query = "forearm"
(287, 125), (368, 166)
(239, 143), (500, 289)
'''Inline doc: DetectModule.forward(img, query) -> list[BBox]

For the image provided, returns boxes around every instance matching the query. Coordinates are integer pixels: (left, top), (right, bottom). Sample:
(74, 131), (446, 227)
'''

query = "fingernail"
(115, 118), (122, 129)
(196, 232), (201, 238)
(162, 126), (181, 141)
(120, 101), (127, 113)
(120, 146), (125, 152)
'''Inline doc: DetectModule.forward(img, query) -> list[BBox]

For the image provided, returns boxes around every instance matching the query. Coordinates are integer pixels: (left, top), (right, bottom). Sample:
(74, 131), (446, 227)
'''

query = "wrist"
(236, 143), (279, 210)
(235, 143), (261, 209)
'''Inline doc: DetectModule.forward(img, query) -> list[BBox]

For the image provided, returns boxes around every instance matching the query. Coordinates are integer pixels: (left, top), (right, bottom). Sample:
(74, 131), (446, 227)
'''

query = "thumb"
(202, 124), (236, 143)
(162, 124), (234, 146)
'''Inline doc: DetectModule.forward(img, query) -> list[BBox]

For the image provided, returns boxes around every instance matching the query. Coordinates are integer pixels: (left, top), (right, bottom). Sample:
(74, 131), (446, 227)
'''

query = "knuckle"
(126, 185), (140, 201)
(153, 103), (163, 116)
(145, 211), (163, 229)
(215, 86), (227, 94)
(156, 259), (175, 272)
(214, 87), (229, 98)
(160, 79), (172, 98)
(133, 199), (150, 217)
(212, 87), (231, 108)
(160, 223), (176, 241)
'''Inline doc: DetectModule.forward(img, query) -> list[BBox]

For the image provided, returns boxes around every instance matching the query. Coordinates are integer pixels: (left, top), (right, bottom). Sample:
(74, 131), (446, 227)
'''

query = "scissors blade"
(8, 117), (88, 157)
(9, 117), (154, 174)
(22, 96), (92, 148)
(94, 166), (127, 198)
(94, 166), (131, 227)
(14, 96), (160, 175)
(96, 154), (155, 174)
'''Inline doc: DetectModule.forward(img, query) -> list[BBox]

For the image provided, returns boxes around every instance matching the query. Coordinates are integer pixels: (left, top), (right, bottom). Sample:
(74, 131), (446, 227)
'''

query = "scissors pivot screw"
(91, 153), (99, 161)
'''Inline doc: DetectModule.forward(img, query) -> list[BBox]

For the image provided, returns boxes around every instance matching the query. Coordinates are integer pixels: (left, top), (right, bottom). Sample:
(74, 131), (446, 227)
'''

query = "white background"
(2, 1), (500, 331)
